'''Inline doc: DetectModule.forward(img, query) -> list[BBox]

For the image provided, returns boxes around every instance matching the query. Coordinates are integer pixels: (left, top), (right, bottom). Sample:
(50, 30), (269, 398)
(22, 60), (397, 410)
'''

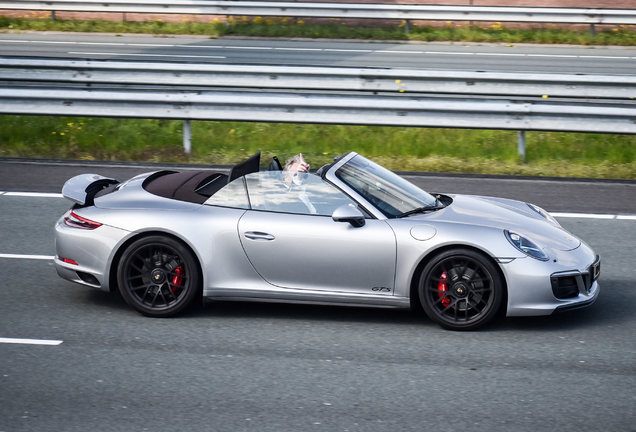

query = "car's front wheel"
(117, 235), (201, 317)
(419, 249), (503, 331)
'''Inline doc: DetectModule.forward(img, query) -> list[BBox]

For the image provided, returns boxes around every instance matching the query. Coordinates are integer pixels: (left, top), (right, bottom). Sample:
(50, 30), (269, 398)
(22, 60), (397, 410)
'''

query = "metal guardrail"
(1, 87), (635, 135)
(2, 58), (636, 100)
(1, 58), (635, 155)
(1, 0), (636, 26)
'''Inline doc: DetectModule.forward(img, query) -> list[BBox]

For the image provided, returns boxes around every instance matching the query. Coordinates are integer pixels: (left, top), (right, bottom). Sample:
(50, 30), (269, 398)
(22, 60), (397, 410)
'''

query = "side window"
(204, 177), (250, 209)
(245, 172), (355, 216)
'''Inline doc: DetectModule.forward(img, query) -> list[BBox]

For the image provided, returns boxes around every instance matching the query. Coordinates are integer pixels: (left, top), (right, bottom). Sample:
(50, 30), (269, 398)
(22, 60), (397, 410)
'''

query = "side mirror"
(332, 204), (365, 227)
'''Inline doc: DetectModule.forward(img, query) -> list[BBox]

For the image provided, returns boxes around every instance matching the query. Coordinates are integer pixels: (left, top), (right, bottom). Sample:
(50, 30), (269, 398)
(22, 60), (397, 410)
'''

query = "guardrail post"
(183, 120), (192, 155)
(405, 19), (411, 34)
(590, 24), (595, 37)
(51, 11), (55, 21)
(518, 130), (526, 163)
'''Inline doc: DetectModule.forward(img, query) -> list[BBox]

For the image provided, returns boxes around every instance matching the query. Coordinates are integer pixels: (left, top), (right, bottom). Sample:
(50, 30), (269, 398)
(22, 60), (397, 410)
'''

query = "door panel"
(238, 211), (396, 295)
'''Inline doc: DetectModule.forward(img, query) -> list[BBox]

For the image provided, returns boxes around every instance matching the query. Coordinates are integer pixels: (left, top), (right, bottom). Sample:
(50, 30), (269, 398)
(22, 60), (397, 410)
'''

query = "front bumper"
(501, 244), (600, 317)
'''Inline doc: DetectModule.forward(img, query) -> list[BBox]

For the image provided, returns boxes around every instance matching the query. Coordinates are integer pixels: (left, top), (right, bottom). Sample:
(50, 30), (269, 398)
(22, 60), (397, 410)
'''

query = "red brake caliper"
(172, 266), (183, 291)
(438, 271), (450, 307)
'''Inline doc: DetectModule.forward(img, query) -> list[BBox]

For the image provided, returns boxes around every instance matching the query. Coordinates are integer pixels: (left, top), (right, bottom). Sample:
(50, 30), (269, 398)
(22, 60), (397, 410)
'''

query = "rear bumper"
(54, 211), (129, 292)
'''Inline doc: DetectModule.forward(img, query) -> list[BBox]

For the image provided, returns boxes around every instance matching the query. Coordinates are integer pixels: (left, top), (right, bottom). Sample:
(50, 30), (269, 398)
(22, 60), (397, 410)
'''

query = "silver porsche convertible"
(54, 151), (600, 330)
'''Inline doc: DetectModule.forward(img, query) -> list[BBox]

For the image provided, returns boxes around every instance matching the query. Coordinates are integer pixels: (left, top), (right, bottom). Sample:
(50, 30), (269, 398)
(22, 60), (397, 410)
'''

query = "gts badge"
(372, 287), (392, 293)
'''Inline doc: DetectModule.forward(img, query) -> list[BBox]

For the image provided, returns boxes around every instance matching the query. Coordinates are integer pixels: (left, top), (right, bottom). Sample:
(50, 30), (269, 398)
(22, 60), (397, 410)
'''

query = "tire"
(419, 248), (503, 331)
(117, 235), (201, 317)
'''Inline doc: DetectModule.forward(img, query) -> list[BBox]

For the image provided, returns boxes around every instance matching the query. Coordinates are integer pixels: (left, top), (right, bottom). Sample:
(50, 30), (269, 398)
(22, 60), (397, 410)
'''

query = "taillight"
(64, 210), (102, 230)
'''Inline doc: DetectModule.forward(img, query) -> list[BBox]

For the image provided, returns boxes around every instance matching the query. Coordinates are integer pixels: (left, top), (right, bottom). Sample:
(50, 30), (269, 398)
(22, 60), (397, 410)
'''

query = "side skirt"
(205, 288), (411, 309)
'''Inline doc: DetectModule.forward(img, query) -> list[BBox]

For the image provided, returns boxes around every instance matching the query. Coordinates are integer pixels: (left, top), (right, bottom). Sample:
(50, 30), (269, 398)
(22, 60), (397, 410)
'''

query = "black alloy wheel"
(419, 249), (503, 331)
(118, 235), (201, 317)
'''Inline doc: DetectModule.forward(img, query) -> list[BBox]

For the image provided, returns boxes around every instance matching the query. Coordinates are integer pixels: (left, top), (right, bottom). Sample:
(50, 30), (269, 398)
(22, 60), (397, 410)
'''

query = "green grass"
(1, 115), (635, 178)
(1, 14), (636, 45)
(0, 14), (221, 35)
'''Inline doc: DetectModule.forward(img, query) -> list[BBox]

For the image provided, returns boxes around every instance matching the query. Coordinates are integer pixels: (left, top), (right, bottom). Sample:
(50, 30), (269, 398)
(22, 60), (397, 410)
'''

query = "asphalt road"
(1, 33), (636, 75)
(1, 160), (636, 431)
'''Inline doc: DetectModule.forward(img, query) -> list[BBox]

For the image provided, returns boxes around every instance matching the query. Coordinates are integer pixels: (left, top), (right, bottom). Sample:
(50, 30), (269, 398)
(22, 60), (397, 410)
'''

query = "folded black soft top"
(143, 170), (227, 204)
(143, 151), (261, 204)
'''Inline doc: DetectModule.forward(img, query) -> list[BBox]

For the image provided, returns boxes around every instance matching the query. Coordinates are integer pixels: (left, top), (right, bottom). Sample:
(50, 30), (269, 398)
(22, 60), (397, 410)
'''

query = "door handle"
(244, 231), (275, 241)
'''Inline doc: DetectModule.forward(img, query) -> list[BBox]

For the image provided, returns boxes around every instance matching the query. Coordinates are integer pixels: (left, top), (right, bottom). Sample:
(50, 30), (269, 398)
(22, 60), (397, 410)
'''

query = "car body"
(54, 151), (600, 330)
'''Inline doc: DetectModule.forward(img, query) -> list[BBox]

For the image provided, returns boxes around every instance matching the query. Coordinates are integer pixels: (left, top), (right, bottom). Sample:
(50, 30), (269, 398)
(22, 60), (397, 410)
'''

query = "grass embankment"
(1, 15), (636, 46)
(1, 116), (635, 178)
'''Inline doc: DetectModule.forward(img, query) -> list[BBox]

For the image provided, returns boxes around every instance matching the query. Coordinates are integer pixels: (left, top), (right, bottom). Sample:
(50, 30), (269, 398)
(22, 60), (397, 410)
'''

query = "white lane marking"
(324, 49), (373, 52)
(527, 54), (578, 58)
(77, 42), (126, 46)
(3, 192), (63, 198)
(0, 254), (55, 260)
(476, 53), (526, 57)
(229, 46), (273, 50)
(377, 50), (424, 54)
(551, 212), (616, 219)
(125, 43), (176, 47)
(36, 41), (78, 44)
(178, 45), (224, 49)
(425, 51), (473, 55)
(68, 52), (226, 59)
(578, 55), (630, 59)
(0, 337), (63, 346)
(275, 47), (323, 51)
(617, 215), (636, 220)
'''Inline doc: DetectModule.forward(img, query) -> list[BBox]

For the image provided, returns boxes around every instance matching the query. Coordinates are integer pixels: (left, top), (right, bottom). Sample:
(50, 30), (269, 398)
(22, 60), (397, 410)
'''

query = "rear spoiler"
(62, 174), (119, 206)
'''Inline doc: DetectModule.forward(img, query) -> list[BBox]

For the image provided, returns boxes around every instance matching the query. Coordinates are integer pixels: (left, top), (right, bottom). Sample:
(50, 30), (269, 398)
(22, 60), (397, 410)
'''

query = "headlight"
(505, 230), (549, 261)
(527, 203), (560, 227)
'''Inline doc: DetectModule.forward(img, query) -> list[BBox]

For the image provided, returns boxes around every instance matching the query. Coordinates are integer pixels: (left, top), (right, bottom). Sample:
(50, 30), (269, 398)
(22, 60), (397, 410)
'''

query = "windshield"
(335, 155), (437, 218)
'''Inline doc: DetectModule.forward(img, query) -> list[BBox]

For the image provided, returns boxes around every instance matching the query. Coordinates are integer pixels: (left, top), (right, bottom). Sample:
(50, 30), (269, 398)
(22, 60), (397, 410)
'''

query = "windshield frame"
(325, 153), (438, 219)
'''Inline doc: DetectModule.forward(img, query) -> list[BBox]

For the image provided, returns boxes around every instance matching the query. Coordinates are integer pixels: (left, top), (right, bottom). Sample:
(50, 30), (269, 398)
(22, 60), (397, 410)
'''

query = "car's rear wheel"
(419, 249), (503, 331)
(117, 235), (201, 317)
